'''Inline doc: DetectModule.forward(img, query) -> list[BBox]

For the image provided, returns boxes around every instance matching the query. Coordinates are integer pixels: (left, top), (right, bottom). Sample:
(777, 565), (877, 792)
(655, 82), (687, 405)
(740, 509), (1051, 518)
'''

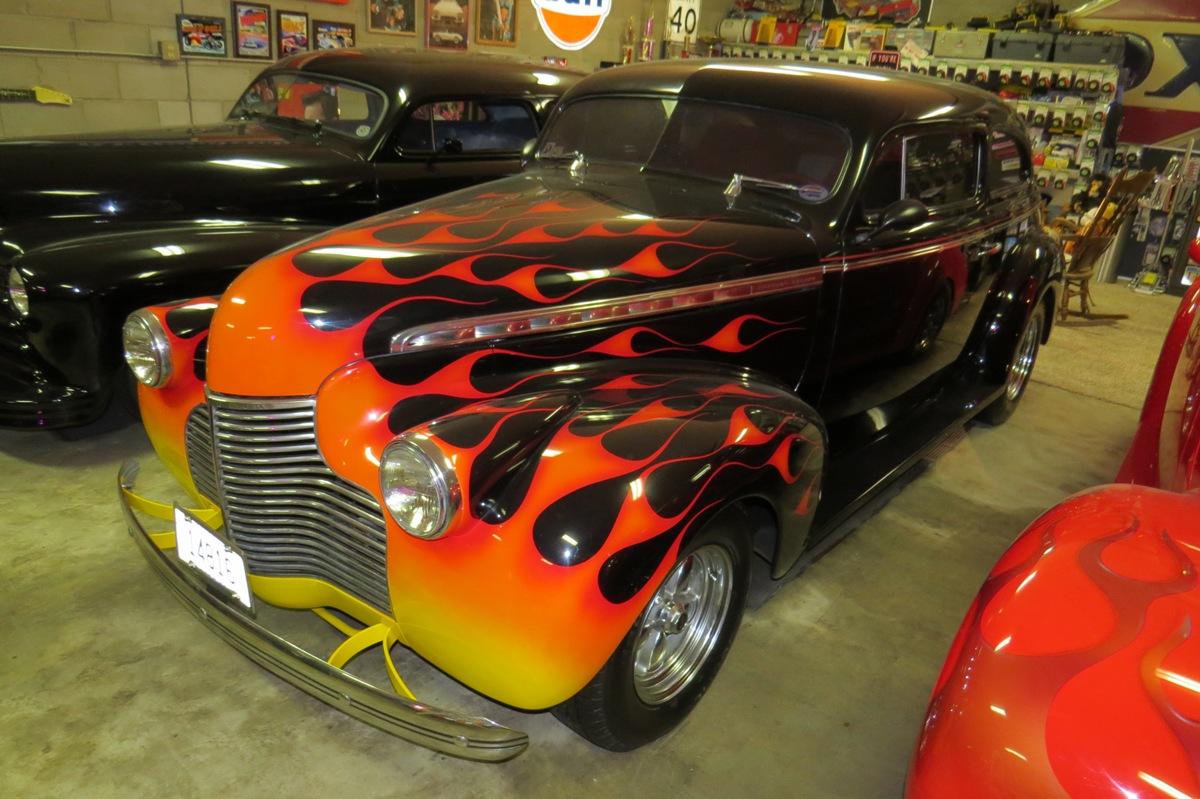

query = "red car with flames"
(907, 280), (1200, 797)
(118, 61), (1060, 760)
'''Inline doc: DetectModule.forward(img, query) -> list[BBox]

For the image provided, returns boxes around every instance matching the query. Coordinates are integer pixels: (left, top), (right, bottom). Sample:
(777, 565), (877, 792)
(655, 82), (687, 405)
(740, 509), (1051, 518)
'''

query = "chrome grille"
(185, 404), (220, 503)
(185, 395), (391, 613)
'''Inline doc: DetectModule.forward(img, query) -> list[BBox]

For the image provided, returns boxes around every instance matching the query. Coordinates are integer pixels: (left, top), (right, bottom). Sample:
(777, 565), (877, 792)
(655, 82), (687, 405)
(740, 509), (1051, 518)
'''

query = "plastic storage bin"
(992, 31), (1055, 61)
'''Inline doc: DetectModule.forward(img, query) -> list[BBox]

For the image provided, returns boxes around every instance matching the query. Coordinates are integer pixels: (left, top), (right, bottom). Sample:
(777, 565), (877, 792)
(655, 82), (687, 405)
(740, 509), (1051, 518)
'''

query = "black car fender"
(967, 226), (1063, 387)
(9, 220), (328, 390)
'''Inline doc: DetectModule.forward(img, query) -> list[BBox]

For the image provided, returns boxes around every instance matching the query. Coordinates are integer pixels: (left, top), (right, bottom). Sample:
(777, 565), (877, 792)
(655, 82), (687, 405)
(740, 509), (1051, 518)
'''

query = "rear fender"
(313, 356), (824, 709)
(969, 227), (1062, 386)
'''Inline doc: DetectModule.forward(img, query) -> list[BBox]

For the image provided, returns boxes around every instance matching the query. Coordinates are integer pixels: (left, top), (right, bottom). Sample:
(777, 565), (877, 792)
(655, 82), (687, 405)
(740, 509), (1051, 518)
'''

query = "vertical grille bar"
(184, 395), (392, 613)
(185, 404), (220, 503)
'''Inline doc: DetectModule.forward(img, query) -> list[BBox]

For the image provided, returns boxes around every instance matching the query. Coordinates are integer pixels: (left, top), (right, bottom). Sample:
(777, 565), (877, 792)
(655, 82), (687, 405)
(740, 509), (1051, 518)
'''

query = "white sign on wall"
(667, 0), (701, 44)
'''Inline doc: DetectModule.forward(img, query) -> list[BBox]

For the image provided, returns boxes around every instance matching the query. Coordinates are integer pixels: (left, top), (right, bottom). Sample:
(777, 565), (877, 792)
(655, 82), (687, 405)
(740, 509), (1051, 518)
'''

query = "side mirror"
(520, 138), (538, 169)
(877, 198), (930, 233)
(440, 137), (464, 155)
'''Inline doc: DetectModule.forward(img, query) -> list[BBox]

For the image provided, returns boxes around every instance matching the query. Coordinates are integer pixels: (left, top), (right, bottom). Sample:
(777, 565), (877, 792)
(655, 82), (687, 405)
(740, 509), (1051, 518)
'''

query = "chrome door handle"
(967, 241), (1002, 259)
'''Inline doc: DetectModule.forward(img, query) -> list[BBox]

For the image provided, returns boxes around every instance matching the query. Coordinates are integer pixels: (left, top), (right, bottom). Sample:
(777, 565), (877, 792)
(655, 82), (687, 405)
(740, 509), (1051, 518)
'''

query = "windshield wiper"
(723, 173), (813, 227)
(724, 173), (806, 203)
(234, 109), (323, 141)
(537, 149), (587, 179)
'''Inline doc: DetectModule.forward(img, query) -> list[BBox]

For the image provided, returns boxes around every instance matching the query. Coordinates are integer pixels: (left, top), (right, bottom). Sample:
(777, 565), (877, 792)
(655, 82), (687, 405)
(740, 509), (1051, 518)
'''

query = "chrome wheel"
(632, 544), (734, 706)
(1005, 315), (1041, 401)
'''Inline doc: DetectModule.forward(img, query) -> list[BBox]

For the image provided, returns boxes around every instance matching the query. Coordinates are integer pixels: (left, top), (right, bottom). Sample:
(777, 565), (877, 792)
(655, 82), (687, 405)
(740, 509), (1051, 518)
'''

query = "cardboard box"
(772, 22), (800, 48)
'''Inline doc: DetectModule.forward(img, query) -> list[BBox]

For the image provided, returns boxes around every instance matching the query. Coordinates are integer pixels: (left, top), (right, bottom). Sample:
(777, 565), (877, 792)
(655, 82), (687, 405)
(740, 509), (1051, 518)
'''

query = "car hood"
(0, 120), (365, 226)
(206, 169), (827, 397)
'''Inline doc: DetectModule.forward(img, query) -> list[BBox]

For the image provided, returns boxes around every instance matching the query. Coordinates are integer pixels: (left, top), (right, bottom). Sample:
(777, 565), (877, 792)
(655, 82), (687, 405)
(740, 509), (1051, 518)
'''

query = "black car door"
(820, 125), (988, 439)
(373, 98), (542, 209)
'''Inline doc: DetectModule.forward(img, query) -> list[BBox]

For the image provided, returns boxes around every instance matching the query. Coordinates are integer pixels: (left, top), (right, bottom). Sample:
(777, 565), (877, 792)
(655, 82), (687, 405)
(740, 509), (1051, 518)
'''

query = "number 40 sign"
(667, 0), (700, 44)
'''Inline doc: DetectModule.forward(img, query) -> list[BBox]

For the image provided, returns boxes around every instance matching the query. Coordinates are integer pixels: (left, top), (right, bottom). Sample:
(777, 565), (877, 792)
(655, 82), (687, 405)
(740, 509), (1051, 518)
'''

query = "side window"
(862, 134), (905, 215)
(395, 100), (538, 155)
(903, 130), (980, 208)
(987, 131), (1030, 195)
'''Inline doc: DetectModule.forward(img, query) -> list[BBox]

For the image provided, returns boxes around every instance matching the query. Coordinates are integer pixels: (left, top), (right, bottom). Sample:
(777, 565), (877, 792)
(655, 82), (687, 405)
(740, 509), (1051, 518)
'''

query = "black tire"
(977, 305), (1044, 426)
(908, 281), (953, 359)
(553, 506), (752, 751)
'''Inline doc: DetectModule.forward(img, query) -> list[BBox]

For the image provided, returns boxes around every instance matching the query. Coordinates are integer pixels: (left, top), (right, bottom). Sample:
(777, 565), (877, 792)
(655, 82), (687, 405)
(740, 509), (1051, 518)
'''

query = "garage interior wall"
(0, 0), (665, 137)
(1, 0), (1033, 138)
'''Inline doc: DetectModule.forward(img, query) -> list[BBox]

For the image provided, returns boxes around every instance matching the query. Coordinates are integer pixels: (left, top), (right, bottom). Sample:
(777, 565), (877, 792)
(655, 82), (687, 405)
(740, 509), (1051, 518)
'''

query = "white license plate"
(174, 506), (252, 609)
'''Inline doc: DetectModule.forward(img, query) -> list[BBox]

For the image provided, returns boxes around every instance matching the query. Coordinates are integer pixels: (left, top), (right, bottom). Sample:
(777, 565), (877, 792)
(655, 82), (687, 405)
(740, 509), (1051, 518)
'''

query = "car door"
(819, 124), (988, 451)
(373, 98), (541, 209)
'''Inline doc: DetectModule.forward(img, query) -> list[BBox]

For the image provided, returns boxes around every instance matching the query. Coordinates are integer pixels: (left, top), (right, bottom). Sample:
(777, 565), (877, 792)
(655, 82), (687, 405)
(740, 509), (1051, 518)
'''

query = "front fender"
(135, 297), (218, 500)
(314, 356), (824, 709)
(11, 220), (326, 388)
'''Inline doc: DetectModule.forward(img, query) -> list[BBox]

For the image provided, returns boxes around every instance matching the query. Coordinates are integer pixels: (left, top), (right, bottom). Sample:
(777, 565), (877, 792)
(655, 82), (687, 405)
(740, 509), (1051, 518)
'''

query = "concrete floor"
(0, 288), (1178, 798)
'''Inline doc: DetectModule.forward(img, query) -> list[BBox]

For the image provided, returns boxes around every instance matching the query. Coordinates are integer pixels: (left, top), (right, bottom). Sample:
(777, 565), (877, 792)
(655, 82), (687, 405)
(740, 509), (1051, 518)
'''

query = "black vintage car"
(0, 50), (578, 428)
(121, 61), (1061, 760)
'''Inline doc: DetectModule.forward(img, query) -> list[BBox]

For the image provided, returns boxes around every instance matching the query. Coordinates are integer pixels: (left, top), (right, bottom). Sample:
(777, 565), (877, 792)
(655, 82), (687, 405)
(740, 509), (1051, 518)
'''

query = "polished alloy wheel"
(1005, 316), (1041, 401)
(632, 544), (734, 705)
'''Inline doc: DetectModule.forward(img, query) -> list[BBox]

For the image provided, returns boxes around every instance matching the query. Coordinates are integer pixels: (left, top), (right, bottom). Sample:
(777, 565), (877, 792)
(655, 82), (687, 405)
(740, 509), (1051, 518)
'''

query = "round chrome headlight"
(7, 268), (29, 317)
(380, 434), (460, 539)
(122, 309), (172, 388)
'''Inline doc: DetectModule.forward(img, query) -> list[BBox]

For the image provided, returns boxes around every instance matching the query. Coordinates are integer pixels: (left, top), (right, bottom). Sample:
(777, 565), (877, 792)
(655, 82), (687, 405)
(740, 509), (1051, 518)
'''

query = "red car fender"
(313, 357), (824, 709)
(1118, 281), (1200, 491)
(907, 485), (1200, 799)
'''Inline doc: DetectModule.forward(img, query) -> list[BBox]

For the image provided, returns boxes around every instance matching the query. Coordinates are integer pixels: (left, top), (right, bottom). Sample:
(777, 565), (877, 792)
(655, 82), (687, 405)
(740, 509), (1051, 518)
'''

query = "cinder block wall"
(0, 0), (1024, 139)
(0, 0), (659, 138)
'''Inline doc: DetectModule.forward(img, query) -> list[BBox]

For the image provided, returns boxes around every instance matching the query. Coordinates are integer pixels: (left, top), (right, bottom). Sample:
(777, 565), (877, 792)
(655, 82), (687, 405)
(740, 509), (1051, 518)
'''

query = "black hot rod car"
(0, 50), (577, 428)
(120, 61), (1062, 760)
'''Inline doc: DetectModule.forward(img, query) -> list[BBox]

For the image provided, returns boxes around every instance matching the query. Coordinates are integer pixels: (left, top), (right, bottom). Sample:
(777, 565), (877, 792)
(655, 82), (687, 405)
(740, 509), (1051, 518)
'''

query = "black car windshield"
(536, 97), (850, 202)
(230, 73), (387, 140)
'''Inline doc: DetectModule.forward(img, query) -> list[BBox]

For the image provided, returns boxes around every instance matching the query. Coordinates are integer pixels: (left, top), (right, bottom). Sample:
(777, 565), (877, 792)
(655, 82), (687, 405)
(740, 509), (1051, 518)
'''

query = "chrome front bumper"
(118, 460), (529, 762)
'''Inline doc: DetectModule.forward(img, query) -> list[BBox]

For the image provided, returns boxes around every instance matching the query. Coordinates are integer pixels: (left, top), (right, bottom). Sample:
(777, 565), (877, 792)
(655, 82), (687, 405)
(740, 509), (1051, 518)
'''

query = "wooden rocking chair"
(1057, 169), (1156, 321)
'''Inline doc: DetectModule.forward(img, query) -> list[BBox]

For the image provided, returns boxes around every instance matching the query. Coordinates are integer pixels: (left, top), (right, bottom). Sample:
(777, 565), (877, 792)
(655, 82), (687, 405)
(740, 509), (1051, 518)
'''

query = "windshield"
(230, 73), (387, 141)
(536, 97), (851, 202)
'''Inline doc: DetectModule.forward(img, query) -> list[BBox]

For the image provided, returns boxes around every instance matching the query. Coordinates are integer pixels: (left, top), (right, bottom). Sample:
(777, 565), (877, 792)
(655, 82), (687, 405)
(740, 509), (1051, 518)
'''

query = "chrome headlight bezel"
(122, 309), (172, 388)
(7, 268), (29, 317)
(380, 434), (461, 540)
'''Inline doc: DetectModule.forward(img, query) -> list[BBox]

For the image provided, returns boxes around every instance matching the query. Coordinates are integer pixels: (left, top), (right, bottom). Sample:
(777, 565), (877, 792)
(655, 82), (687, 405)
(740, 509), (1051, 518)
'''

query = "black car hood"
(206, 167), (829, 397)
(0, 120), (366, 226)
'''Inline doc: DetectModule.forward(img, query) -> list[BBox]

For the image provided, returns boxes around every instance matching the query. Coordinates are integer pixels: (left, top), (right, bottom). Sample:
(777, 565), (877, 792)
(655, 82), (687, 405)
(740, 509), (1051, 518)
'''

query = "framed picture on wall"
(177, 14), (228, 57)
(427, 0), (468, 51)
(276, 10), (310, 54)
(369, 0), (416, 36)
(314, 19), (356, 49)
(232, 2), (272, 58)
(475, 0), (515, 46)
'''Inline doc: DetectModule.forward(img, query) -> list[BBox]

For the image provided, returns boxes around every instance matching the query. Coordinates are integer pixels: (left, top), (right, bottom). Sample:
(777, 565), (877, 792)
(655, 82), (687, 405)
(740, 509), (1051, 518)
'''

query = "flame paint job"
(134, 63), (1059, 712)
(907, 282), (1200, 798)
(137, 297), (217, 499)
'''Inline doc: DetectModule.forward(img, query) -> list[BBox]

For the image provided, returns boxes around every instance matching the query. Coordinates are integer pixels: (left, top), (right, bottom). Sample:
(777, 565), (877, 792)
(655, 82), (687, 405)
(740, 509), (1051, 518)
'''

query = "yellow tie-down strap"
(119, 482), (222, 550)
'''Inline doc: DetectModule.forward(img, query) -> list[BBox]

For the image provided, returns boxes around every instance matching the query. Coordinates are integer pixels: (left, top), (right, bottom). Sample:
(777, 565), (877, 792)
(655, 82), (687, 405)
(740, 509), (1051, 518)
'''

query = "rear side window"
(987, 131), (1030, 195)
(903, 131), (980, 208)
(396, 100), (538, 155)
